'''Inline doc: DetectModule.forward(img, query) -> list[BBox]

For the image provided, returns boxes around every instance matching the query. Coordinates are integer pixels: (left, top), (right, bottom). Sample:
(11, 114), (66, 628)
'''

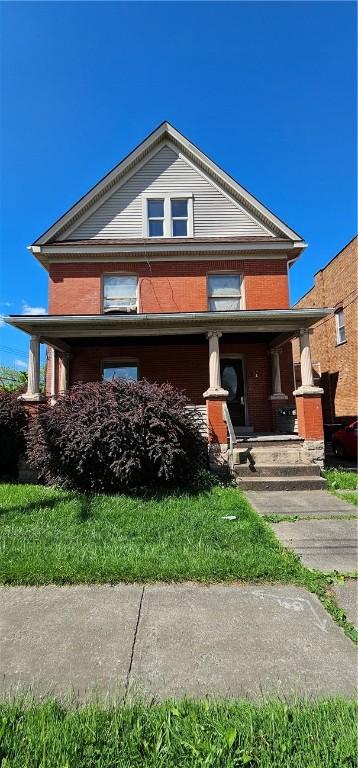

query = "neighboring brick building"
(6, 121), (330, 478)
(292, 235), (357, 428)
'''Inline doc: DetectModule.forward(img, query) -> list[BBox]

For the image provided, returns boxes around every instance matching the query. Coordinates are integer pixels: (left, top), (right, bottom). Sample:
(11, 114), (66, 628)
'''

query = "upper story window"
(103, 275), (137, 313)
(208, 274), (242, 311)
(335, 308), (346, 345)
(171, 199), (188, 237)
(145, 195), (193, 237)
(147, 199), (165, 237)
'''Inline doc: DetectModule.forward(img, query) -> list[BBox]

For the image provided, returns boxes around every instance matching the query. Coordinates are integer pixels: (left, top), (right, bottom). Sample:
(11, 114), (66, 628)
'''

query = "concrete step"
(233, 449), (302, 465)
(234, 437), (302, 448)
(234, 464), (321, 478)
(236, 476), (327, 492)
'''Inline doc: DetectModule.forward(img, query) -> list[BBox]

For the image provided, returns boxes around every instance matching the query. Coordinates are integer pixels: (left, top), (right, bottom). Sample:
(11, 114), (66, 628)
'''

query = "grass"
(0, 483), (308, 586)
(0, 482), (356, 642)
(323, 468), (358, 490)
(0, 698), (356, 768)
(323, 468), (358, 507)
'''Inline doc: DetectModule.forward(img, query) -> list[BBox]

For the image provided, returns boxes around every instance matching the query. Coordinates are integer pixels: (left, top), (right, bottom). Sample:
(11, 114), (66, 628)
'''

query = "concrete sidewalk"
(0, 584), (356, 701)
(245, 490), (357, 517)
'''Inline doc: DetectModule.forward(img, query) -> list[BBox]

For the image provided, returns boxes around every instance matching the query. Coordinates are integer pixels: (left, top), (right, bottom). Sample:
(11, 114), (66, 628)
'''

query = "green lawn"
(0, 483), (305, 585)
(1, 698), (356, 768)
(323, 468), (358, 507)
(324, 469), (358, 490)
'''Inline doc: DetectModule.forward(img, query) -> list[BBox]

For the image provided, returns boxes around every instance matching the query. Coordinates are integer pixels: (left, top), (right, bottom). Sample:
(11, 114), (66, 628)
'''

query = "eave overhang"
(29, 238), (306, 270)
(6, 308), (332, 340)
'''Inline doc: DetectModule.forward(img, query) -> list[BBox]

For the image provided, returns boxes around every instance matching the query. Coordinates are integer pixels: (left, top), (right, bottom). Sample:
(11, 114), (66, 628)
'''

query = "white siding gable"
(66, 145), (274, 240)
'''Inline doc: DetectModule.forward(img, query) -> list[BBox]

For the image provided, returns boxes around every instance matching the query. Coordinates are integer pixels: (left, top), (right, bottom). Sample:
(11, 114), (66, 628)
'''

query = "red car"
(332, 421), (358, 459)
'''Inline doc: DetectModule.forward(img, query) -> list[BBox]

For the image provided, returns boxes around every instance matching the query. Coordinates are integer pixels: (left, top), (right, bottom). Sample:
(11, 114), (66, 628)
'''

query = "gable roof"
(32, 121), (305, 246)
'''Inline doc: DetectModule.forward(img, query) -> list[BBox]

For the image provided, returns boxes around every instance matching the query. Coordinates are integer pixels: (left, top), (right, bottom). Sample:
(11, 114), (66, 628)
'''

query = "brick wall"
(49, 257), (290, 315)
(292, 236), (358, 423)
(66, 333), (294, 432)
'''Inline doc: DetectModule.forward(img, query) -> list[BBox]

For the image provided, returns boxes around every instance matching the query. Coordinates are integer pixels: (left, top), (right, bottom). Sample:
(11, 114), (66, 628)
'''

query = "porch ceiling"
(6, 308), (332, 346)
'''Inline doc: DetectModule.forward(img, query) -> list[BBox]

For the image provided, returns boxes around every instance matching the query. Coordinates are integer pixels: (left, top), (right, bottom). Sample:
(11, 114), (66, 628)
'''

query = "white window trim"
(102, 273), (139, 313)
(335, 309), (346, 345)
(207, 272), (244, 311)
(142, 193), (194, 238)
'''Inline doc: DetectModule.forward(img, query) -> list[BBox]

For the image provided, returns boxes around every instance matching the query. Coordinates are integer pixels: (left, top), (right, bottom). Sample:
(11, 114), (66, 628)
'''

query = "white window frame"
(335, 308), (346, 345)
(207, 272), (243, 312)
(143, 193), (193, 238)
(102, 274), (138, 313)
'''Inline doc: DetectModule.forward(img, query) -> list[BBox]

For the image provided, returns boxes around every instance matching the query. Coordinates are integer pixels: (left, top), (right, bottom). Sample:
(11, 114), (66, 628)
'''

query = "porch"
(7, 308), (330, 458)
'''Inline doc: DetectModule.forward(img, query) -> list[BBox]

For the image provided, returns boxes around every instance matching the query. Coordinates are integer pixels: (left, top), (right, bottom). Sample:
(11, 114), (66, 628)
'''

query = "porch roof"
(6, 308), (332, 347)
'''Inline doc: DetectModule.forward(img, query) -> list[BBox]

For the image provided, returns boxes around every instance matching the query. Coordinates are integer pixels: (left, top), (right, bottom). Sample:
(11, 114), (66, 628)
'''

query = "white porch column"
(269, 348), (287, 400)
(203, 331), (228, 398)
(50, 347), (56, 405)
(299, 329), (314, 387)
(19, 335), (43, 401)
(59, 352), (70, 393)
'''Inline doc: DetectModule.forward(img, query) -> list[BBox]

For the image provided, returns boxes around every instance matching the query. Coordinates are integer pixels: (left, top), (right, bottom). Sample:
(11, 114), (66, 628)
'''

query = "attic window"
(103, 275), (137, 313)
(171, 199), (188, 237)
(145, 194), (193, 237)
(147, 199), (164, 237)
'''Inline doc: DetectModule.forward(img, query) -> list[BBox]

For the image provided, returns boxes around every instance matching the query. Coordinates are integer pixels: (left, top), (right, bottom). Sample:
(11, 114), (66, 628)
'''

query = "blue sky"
(0, 1), (356, 369)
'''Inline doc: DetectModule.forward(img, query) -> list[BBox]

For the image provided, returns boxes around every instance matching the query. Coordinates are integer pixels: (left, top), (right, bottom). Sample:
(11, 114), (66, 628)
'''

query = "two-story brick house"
(7, 122), (331, 486)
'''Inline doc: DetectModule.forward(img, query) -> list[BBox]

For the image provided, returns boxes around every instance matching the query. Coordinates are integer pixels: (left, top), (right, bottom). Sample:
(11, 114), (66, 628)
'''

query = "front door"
(220, 358), (246, 427)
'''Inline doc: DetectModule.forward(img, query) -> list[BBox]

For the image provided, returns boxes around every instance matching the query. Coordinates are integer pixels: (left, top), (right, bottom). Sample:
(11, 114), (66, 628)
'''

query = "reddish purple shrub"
(26, 379), (207, 492)
(0, 391), (27, 476)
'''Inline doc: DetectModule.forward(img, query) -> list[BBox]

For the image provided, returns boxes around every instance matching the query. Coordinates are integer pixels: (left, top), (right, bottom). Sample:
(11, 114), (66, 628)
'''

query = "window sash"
(103, 276), (137, 309)
(171, 199), (188, 236)
(172, 218), (188, 237)
(335, 310), (346, 343)
(209, 297), (241, 311)
(147, 199), (165, 237)
(208, 274), (242, 312)
(147, 199), (164, 219)
(208, 275), (242, 298)
(103, 363), (138, 382)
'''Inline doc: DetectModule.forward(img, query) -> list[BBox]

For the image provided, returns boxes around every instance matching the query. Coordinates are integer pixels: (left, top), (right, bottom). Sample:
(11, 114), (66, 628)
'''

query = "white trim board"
(31, 239), (306, 270)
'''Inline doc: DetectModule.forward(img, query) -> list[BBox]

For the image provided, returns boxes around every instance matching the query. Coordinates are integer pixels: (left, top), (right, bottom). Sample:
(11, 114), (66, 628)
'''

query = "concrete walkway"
(272, 519), (358, 573)
(246, 490), (357, 572)
(0, 584), (356, 701)
(246, 489), (357, 628)
(245, 490), (357, 517)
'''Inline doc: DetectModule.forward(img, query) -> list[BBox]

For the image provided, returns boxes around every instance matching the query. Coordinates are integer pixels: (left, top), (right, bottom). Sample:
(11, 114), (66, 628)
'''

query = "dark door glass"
(222, 365), (238, 402)
(220, 358), (245, 426)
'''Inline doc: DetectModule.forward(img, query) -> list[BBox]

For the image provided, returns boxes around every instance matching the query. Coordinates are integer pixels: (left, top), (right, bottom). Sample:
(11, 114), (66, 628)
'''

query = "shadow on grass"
(0, 472), (233, 518)
(0, 491), (93, 521)
(77, 495), (93, 521)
